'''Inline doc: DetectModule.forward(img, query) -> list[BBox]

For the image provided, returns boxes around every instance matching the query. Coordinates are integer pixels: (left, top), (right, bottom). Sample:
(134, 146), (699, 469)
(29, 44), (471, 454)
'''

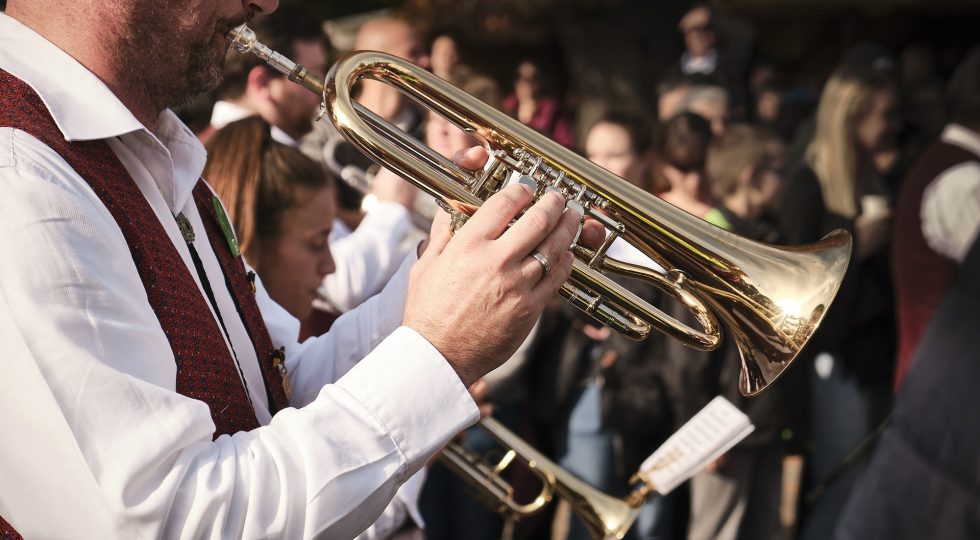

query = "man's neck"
(235, 93), (305, 145)
(7, 5), (162, 130)
(109, 69), (163, 132)
(686, 48), (716, 61)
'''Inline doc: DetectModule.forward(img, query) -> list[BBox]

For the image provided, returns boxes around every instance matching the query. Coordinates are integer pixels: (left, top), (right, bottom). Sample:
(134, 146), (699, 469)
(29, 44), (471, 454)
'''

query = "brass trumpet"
(441, 417), (653, 540)
(227, 24), (850, 396)
(437, 419), (556, 521)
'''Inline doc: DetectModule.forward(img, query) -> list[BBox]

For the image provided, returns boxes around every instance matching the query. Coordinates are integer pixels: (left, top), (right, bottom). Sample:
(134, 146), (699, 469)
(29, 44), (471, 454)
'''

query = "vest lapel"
(193, 183), (291, 414)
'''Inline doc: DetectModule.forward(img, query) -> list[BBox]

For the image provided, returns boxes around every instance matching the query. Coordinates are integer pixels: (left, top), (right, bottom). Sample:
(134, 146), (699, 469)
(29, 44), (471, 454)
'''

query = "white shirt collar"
(941, 124), (980, 159)
(0, 12), (207, 213)
(210, 100), (254, 131)
(210, 99), (299, 147)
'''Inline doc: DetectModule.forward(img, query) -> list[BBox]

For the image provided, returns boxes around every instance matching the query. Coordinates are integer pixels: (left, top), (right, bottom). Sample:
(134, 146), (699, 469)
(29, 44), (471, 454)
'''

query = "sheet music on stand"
(637, 396), (754, 495)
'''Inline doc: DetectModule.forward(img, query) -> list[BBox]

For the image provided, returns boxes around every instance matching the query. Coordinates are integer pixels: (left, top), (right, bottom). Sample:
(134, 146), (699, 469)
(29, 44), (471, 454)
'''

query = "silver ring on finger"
(531, 250), (551, 278)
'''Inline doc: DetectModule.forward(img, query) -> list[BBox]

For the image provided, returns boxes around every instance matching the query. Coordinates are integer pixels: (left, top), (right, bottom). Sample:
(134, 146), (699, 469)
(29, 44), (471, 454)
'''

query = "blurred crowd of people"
(180, 2), (980, 539)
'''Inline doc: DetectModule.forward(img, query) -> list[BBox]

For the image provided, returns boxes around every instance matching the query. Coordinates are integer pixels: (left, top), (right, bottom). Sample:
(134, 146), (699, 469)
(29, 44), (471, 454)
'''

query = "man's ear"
(245, 65), (273, 97)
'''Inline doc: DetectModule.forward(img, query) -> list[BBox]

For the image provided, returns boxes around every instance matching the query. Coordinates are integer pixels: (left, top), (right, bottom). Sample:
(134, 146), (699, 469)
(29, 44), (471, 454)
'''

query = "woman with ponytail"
(204, 115), (431, 540)
(204, 115), (336, 321)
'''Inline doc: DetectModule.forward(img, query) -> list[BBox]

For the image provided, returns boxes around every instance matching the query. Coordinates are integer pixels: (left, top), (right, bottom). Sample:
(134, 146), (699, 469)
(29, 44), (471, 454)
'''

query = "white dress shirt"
(0, 13), (478, 539)
(921, 124), (980, 263)
(320, 209), (412, 313)
(208, 100), (413, 313)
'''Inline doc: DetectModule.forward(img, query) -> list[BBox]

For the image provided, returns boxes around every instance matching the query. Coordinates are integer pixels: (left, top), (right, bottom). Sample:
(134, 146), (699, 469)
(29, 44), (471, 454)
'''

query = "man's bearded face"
(118, 0), (250, 111)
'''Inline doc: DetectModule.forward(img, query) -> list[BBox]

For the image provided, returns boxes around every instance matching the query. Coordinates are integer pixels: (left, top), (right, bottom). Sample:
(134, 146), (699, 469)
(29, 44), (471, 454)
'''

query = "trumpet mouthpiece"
(227, 24), (256, 53)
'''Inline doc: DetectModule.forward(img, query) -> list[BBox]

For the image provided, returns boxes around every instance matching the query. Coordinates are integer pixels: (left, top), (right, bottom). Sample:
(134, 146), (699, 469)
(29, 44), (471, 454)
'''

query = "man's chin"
(193, 46), (228, 90)
(170, 65), (223, 110)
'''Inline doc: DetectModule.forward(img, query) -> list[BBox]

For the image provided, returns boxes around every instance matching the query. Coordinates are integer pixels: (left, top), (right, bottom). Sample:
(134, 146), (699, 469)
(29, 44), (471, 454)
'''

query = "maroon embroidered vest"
(0, 70), (289, 537)
(892, 137), (978, 390)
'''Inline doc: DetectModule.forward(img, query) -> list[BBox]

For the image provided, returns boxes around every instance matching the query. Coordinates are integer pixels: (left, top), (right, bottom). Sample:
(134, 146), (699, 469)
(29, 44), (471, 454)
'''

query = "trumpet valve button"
(512, 174), (541, 195)
(566, 200), (585, 244)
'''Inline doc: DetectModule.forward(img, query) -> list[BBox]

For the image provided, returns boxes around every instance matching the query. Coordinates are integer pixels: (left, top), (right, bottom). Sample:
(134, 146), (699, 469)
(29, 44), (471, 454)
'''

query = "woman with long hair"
(778, 65), (900, 540)
(784, 66), (898, 258)
(204, 115), (432, 540)
(204, 115), (336, 321)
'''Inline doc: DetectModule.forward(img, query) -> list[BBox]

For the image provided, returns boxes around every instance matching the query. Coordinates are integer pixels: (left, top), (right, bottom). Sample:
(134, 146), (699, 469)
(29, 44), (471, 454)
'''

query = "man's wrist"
(400, 322), (477, 387)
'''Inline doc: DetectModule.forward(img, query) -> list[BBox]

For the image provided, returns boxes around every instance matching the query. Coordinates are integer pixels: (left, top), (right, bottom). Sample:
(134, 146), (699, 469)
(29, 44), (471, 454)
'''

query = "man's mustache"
(218, 12), (254, 39)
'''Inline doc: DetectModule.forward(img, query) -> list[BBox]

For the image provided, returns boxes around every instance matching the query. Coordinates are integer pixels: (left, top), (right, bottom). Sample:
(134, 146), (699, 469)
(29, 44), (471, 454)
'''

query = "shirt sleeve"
(0, 129), (479, 539)
(355, 470), (426, 540)
(260, 247), (419, 408)
(921, 162), (980, 263)
(319, 202), (413, 313)
(258, 244), (428, 537)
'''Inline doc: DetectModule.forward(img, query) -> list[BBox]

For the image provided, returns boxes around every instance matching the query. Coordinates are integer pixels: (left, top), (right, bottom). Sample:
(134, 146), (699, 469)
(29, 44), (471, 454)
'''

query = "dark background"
(314, 0), (980, 136)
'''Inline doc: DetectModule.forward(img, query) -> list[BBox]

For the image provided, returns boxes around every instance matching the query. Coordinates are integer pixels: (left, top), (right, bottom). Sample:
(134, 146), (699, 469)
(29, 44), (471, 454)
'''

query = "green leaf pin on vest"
(212, 195), (241, 258)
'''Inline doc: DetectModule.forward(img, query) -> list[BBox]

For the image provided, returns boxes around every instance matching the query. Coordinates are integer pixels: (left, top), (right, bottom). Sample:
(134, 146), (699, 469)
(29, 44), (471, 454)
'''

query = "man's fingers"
(468, 378), (488, 402)
(535, 205), (581, 270)
(520, 250), (551, 283)
(579, 219), (606, 250)
(452, 146), (490, 171)
(500, 190), (571, 257)
(516, 201), (579, 281)
(478, 403), (495, 418)
(420, 208), (453, 259)
(532, 250), (576, 300)
(457, 183), (534, 241)
(522, 206), (581, 299)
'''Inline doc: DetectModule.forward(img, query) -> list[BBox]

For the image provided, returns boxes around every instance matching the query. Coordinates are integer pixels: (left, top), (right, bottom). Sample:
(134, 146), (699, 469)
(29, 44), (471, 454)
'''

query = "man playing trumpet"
(0, 0), (600, 538)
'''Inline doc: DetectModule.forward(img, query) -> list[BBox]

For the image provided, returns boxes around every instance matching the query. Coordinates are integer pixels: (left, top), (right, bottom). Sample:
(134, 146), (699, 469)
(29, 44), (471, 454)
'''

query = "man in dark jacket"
(835, 236), (980, 540)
